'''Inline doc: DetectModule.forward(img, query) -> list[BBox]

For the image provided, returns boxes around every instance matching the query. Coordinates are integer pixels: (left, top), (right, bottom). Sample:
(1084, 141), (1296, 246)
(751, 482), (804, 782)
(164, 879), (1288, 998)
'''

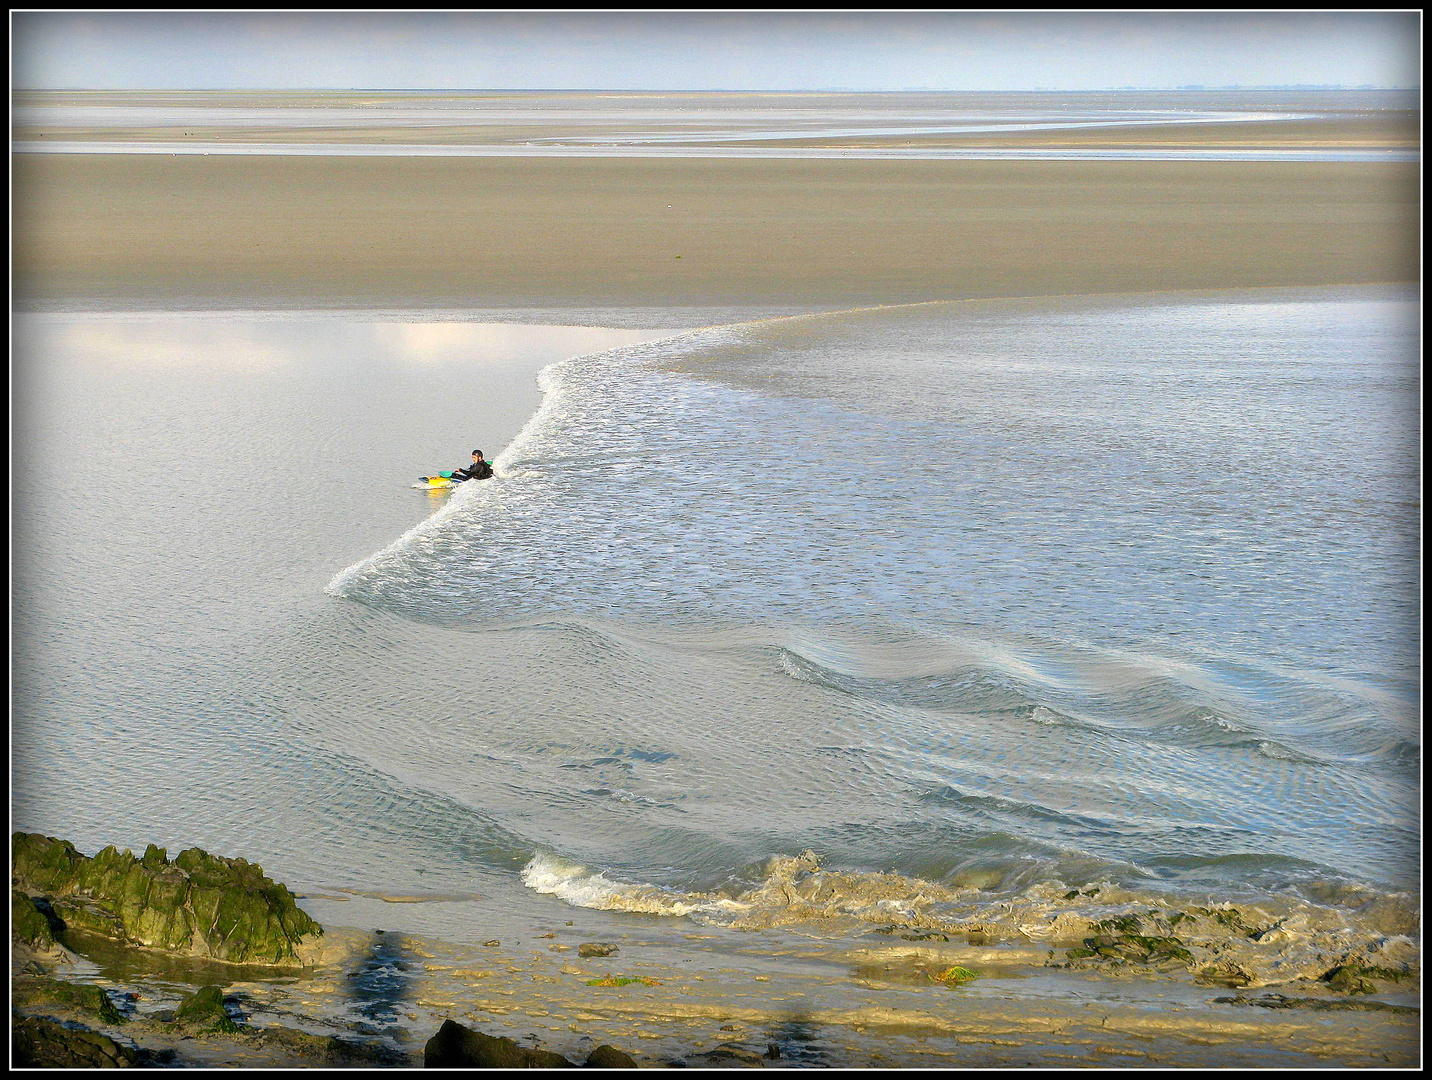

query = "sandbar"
(14, 914), (1420, 1069)
(13, 154), (1417, 317)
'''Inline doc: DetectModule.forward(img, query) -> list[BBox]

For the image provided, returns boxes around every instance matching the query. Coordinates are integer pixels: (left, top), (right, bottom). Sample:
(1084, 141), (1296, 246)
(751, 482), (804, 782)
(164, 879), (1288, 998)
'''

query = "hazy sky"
(11, 11), (1421, 92)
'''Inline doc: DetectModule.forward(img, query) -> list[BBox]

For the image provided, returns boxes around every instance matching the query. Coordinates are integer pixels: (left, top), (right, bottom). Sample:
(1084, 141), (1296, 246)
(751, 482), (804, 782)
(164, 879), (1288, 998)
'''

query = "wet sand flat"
(13, 154), (1417, 312)
(14, 917), (1421, 1069)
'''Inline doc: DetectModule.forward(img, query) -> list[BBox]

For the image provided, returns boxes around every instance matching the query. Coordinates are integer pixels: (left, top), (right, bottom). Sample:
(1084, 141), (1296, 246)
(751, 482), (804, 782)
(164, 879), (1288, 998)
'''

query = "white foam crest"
(524, 849), (1419, 986)
(493, 325), (748, 470)
(520, 853), (718, 917)
(328, 324), (749, 595)
(324, 478), (491, 597)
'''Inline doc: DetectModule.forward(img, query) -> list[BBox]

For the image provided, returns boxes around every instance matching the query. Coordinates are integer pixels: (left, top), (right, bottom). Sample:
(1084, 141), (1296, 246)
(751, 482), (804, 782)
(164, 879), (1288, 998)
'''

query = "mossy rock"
(172, 984), (245, 1033)
(11, 832), (322, 966)
(1119, 934), (1192, 963)
(1321, 965), (1378, 995)
(1073, 917), (1192, 968)
(12, 1015), (138, 1068)
(174, 984), (229, 1022)
(176, 847), (322, 964)
(12, 976), (127, 1025)
(13, 889), (56, 948)
(48, 895), (126, 938)
(11, 833), (88, 894)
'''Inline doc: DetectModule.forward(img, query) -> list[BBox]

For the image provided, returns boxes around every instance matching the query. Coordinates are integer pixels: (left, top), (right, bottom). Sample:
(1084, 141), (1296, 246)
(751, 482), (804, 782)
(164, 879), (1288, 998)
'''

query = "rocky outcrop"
(691, 1042), (769, 1067)
(424, 1019), (577, 1067)
(171, 984), (242, 1032)
(585, 1044), (638, 1067)
(11, 833), (322, 966)
(253, 1023), (410, 1066)
(12, 888), (57, 949)
(421, 1020), (643, 1068)
(12, 975), (128, 1025)
(12, 1016), (138, 1068)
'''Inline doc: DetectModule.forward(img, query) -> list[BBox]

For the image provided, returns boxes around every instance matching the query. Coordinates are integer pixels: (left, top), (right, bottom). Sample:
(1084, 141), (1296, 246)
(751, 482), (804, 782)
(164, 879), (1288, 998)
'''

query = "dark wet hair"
(471, 449), (484, 457)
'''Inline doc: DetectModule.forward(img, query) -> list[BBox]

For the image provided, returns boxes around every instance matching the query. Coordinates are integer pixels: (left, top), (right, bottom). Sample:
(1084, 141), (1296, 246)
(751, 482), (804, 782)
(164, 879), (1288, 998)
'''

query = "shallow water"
(17, 141), (1416, 161)
(14, 88), (1418, 161)
(12, 289), (1420, 987)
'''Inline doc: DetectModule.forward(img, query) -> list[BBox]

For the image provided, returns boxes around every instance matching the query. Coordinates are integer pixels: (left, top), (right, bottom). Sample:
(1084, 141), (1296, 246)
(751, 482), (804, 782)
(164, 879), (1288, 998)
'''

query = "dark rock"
(12, 975), (127, 1025)
(764, 1042), (782, 1059)
(12, 889), (57, 948)
(578, 942), (619, 958)
(12, 1015), (138, 1068)
(11, 832), (323, 966)
(585, 1043), (638, 1067)
(424, 1018), (575, 1068)
(693, 1042), (766, 1067)
(257, 1024), (409, 1065)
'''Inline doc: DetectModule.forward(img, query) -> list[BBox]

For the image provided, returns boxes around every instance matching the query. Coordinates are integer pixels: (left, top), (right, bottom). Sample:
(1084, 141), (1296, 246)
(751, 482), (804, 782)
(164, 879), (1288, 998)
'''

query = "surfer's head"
(471, 449), (484, 459)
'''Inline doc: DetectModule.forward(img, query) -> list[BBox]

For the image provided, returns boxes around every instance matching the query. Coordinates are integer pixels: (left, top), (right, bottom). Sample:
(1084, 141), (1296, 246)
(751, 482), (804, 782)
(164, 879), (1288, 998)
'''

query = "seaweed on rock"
(11, 832), (322, 966)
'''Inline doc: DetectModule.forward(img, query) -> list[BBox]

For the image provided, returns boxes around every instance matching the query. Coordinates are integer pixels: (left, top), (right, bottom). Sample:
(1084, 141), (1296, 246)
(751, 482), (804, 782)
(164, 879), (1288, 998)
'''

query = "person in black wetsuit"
(449, 449), (494, 482)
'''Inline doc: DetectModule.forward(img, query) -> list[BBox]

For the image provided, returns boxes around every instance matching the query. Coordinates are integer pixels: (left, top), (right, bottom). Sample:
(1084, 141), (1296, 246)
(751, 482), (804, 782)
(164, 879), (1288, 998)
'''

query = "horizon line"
(14, 84), (1421, 93)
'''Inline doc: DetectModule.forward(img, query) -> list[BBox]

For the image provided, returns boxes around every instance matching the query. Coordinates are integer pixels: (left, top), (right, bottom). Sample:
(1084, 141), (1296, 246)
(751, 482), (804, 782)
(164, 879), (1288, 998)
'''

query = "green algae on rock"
(12, 888), (58, 949)
(12, 1015), (139, 1069)
(172, 984), (243, 1033)
(11, 832), (322, 966)
(11, 974), (128, 1025)
(1053, 902), (1419, 990)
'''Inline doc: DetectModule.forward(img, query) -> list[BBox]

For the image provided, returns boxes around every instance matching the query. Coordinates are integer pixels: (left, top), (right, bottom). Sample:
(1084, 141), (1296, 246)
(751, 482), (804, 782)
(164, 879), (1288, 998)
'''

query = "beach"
(12, 90), (1420, 1068)
(13, 154), (1417, 316)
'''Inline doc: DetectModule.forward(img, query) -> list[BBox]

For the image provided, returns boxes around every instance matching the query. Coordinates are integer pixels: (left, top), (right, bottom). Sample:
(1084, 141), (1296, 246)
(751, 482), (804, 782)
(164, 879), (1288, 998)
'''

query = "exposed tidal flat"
(11, 90), (1419, 314)
(11, 834), (1421, 1068)
(11, 91), (1421, 1068)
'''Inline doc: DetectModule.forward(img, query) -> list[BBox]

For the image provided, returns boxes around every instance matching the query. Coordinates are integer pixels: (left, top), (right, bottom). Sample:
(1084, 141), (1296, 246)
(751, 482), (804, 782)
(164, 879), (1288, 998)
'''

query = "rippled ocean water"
(13, 288), (1419, 983)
